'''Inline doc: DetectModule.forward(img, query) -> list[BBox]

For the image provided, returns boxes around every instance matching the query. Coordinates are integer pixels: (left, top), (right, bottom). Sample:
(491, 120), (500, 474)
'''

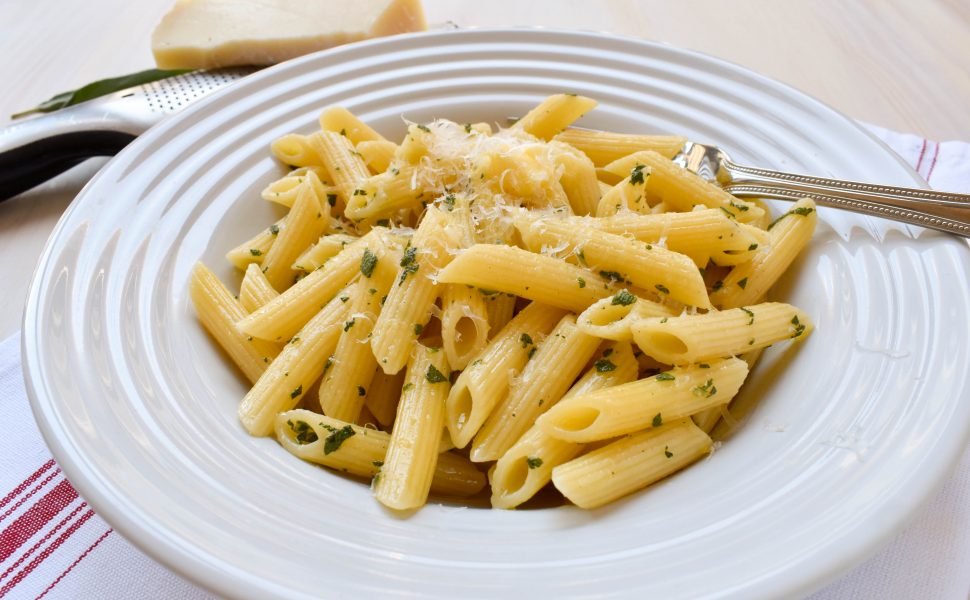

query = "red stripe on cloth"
(926, 142), (941, 182)
(0, 509), (95, 598)
(0, 480), (77, 563)
(33, 528), (113, 600)
(0, 503), (87, 584)
(0, 470), (62, 525)
(915, 138), (928, 172)
(0, 461), (56, 512)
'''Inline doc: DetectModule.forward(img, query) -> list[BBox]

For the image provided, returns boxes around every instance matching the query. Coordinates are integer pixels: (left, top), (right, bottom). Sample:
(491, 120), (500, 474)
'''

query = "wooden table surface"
(0, 1), (967, 596)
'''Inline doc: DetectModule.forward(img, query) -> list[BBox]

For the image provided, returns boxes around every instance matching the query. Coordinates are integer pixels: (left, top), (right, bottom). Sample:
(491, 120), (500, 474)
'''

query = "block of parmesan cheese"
(152, 0), (427, 69)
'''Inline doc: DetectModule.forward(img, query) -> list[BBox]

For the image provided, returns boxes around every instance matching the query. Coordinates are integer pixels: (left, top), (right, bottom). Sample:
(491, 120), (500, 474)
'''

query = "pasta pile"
(191, 94), (816, 511)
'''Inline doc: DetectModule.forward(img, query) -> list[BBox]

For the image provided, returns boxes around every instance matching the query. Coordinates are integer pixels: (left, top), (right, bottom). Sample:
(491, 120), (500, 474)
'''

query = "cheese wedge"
(152, 0), (427, 69)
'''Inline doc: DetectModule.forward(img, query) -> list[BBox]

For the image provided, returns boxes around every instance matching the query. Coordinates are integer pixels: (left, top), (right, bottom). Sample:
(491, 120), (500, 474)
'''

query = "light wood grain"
(0, 0), (968, 341)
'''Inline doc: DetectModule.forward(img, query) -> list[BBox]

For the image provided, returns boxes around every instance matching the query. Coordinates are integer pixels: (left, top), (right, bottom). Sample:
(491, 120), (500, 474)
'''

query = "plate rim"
(22, 27), (965, 600)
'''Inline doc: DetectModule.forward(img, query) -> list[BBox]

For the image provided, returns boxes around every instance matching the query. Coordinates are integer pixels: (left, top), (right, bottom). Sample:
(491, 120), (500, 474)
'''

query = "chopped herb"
(249, 248), (262, 256)
(479, 289), (500, 296)
(414, 323), (424, 335)
(655, 283), (670, 295)
(699, 363), (710, 368)
(340, 296), (350, 303)
(526, 457), (543, 469)
(443, 194), (456, 209)
(269, 224), (280, 235)
(730, 200), (750, 212)
(719, 206), (736, 219)
(398, 246), (419, 285)
(416, 124), (431, 133)
(290, 384), (303, 399)
(372, 460), (384, 467)
(748, 243), (758, 251)
(368, 288), (377, 295)
(664, 446), (673, 458)
(287, 420), (318, 444)
(339, 128), (347, 136)
(692, 378), (717, 398)
(344, 319), (355, 332)
(357, 386), (366, 396)
(360, 248), (378, 278)
(737, 277), (748, 290)
(655, 372), (675, 381)
(290, 336), (301, 344)
(768, 206), (815, 230)
(520, 333), (534, 348)
(602, 348), (614, 357)
(646, 244), (653, 250)
(352, 188), (367, 196)
(748, 338), (755, 345)
(528, 347), (538, 359)
(652, 413), (663, 427)
(376, 218), (390, 227)
(595, 359), (617, 372)
(426, 364), (448, 383)
(738, 307), (755, 325)
(574, 247), (587, 265)
(611, 289), (637, 306)
(326, 193), (337, 207)
(660, 317), (668, 324)
(578, 277), (586, 289)
(791, 315), (807, 338)
(402, 382), (415, 392)
(712, 280), (724, 292)
(629, 164), (646, 185)
(464, 123), (472, 133)
(323, 425), (356, 454)
(600, 270), (624, 283)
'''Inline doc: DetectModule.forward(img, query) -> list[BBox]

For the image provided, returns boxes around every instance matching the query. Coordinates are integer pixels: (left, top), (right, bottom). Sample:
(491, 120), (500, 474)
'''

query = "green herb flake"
(699, 363), (710, 368)
(740, 307), (755, 325)
(526, 457), (543, 469)
(326, 193), (338, 207)
(339, 128), (347, 137)
(360, 248), (378, 277)
(578, 277), (586, 289)
(575, 247), (587, 265)
(323, 425), (356, 454)
(611, 289), (637, 306)
(416, 124), (431, 133)
(737, 277), (748, 290)
(426, 364), (448, 383)
(769, 206), (815, 230)
(655, 372), (675, 381)
(659, 317), (668, 324)
(730, 200), (750, 212)
(269, 224), (280, 235)
(287, 420), (318, 445)
(443, 194), (456, 210)
(479, 288), (500, 296)
(692, 378), (717, 398)
(595, 359), (617, 372)
(652, 413), (663, 427)
(290, 384), (303, 399)
(372, 460), (384, 467)
(791, 315), (807, 338)
(402, 382), (415, 392)
(398, 246), (419, 285)
(600, 270), (624, 283)
(376, 218), (390, 227)
(664, 446), (673, 458)
(602, 348), (614, 357)
(520, 333), (534, 348)
(629, 164), (646, 185)
(413, 323), (424, 336)
(528, 347), (538, 359)
(344, 319), (356, 332)
(464, 123), (472, 133)
(249, 248), (262, 256)
(352, 188), (367, 196)
(748, 243), (758, 251)
(712, 280), (724, 292)
(655, 283), (670, 295)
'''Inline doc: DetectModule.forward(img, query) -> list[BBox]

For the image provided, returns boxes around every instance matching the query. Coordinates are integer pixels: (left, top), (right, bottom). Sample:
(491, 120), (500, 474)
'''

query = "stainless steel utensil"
(0, 68), (257, 201)
(674, 141), (970, 237)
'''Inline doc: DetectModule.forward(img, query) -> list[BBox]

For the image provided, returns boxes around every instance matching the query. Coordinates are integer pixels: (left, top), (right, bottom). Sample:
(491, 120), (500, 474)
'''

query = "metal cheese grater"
(0, 68), (257, 201)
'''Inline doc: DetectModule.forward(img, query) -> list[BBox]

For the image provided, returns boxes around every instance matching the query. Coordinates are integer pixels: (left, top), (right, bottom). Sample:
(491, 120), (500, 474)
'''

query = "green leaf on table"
(11, 68), (194, 119)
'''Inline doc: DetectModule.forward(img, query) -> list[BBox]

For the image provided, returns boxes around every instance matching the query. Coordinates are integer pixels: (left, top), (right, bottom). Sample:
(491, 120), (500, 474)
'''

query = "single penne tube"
(373, 344), (451, 510)
(576, 289), (678, 341)
(440, 284), (490, 370)
(484, 293), (516, 340)
(552, 142), (600, 216)
(537, 358), (748, 443)
(489, 341), (638, 509)
(617, 150), (763, 223)
(318, 106), (387, 145)
(307, 130), (371, 208)
(515, 215), (711, 308)
(260, 173), (330, 290)
(691, 346), (765, 434)
(365, 369), (405, 429)
(553, 129), (687, 166)
(436, 244), (614, 313)
(239, 263), (280, 313)
(514, 94), (598, 141)
(552, 418), (712, 509)
(238, 284), (353, 436)
(189, 263), (281, 383)
(344, 166), (425, 222)
(710, 198), (818, 309)
(446, 302), (567, 449)
(225, 218), (284, 271)
(318, 239), (400, 422)
(276, 409), (485, 496)
(261, 167), (334, 208)
(471, 314), (601, 462)
(238, 229), (381, 341)
(371, 207), (464, 374)
(356, 140), (398, 174)
(292, 233), (359, 272)
(583, 210), (770, 267)
(632, 302), (812, 365)
(270, 133), (321, 167)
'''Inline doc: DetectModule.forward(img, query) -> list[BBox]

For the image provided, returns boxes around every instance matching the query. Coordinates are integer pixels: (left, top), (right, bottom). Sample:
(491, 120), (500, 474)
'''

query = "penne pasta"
(225, 218), (284, 271)
(364, 368), (405, 429)
(239, 263), (280, 313)
(513, 93), (598, 141)
(307, 130), (372, 209)
(270, 133), (321, 167)
(260, 172), (330, 290)
(356, 140), (398, 174)
(576, 290), (678, 341)
(318, 106), (387, 145)
(554, 128), (687, 166)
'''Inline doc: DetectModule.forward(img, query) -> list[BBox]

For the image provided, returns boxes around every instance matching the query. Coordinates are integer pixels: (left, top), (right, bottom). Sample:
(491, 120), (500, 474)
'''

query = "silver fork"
(675, 141), (970, 237)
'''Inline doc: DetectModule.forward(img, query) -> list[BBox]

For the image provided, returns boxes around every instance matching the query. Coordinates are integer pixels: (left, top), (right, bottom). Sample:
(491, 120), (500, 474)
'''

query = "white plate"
(24, 29), (970, 599)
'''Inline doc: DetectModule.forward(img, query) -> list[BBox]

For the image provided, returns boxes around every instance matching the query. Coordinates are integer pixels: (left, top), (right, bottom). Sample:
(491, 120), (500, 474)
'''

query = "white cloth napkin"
(1, 127), (968, 600)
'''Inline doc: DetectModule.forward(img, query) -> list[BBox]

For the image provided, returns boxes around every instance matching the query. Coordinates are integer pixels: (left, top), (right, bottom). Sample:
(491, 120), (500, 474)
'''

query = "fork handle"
(722, 161), (970, 237)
